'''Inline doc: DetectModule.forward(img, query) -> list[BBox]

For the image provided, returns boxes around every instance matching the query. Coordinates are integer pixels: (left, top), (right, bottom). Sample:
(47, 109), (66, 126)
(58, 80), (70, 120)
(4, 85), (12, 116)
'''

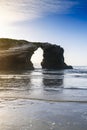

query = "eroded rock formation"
(0, 38), (72, 70)
(40, 43), (72, 69)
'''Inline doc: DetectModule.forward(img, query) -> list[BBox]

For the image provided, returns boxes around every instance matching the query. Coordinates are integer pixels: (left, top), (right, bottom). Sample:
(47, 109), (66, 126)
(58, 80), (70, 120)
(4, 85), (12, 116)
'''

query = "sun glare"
(31, 47), (43, 68)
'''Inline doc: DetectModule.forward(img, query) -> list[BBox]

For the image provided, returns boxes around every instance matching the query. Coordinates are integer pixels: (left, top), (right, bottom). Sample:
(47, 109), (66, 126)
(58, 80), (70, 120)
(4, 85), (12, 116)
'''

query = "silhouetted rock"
(39, 42), (72, 69)
(0, 38), (73, 70)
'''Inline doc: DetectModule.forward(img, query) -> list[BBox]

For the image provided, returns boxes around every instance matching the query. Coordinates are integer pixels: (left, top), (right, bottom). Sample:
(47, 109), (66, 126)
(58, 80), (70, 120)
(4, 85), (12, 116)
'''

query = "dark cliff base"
(0, 38), (73, 70)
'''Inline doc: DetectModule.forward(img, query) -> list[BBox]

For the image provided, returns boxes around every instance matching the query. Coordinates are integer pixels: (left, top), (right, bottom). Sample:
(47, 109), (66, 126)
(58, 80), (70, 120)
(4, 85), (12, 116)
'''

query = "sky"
(0, 0), (87, 66)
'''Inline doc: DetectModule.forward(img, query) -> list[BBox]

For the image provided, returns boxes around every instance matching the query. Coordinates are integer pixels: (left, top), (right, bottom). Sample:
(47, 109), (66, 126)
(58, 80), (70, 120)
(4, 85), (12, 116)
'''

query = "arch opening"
(31, 47), (43, 68)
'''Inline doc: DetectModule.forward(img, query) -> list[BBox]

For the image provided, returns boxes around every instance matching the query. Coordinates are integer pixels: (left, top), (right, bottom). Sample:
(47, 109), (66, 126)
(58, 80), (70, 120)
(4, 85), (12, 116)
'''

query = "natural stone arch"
(0, 38), (73, 70)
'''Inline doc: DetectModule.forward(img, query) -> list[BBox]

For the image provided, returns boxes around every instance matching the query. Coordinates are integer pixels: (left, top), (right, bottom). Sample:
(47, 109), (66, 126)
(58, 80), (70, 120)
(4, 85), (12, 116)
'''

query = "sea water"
(0, 66), (87, 130)
(0, 66), (87, 101)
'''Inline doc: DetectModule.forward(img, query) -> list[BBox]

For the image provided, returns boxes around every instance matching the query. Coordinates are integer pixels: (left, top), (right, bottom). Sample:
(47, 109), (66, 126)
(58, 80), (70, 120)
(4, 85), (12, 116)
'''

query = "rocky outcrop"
(0, 39), (37, 70)
(0, 38), (72, 70)
(40, 43), (72, 69)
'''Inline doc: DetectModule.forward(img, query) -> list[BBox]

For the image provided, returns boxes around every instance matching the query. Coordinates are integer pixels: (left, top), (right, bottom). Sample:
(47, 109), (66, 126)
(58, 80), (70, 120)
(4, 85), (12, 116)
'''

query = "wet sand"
(0, 68), (87, 130)
(0, 98), (87, 130)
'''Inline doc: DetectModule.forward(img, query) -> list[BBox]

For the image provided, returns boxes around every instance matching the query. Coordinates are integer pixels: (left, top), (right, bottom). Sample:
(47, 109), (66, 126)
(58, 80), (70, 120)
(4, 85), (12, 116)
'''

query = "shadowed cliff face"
(40, 43), (72, 69)
(41, 44), (64, 69)
(0, 38), (72, 70)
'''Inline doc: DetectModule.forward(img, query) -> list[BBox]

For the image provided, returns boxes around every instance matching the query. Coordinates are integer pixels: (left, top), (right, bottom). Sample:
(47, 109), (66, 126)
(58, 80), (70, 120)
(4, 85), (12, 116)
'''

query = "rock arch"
(0, 38), (72, 70)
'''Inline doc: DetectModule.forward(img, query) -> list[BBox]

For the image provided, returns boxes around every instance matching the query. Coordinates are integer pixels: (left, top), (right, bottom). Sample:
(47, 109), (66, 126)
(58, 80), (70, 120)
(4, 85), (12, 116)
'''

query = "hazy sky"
(0, 0), (87, 66)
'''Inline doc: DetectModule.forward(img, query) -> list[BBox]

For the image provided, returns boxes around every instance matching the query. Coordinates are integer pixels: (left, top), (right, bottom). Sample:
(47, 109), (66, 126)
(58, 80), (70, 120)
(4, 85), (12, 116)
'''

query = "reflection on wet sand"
(0, 70), (31, 92)
(42, 71), (64, 91)
(43, 78), (63, 87)
(0, 70), (65, 99)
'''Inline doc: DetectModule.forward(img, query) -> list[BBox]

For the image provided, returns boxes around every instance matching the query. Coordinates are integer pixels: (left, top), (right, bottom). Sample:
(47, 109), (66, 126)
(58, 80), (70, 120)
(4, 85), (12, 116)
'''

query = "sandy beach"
(0, 97), (87, 130)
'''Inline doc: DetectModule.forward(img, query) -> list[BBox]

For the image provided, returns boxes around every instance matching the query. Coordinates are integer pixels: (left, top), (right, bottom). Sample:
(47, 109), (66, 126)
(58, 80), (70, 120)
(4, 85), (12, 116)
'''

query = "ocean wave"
(65, 66), (87, 74)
